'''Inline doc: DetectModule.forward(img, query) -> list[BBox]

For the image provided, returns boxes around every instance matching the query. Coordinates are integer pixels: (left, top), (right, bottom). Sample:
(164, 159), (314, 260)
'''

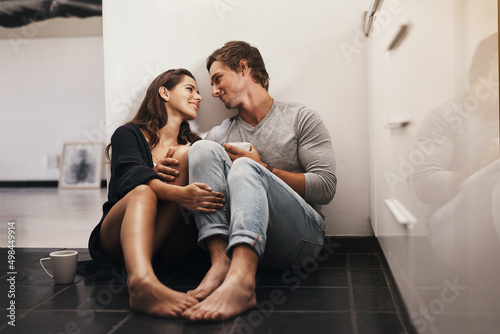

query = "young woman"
(88, 69), (224, 318)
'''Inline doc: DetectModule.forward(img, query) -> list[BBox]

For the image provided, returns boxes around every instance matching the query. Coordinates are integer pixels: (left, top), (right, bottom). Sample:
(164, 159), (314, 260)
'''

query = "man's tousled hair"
(207, 41), (270, 90)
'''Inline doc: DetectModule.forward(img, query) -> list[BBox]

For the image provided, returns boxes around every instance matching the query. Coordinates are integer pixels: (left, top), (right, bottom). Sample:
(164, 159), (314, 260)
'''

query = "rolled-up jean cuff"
(227, 230), (266, 259)
(197, 224), (230, 250)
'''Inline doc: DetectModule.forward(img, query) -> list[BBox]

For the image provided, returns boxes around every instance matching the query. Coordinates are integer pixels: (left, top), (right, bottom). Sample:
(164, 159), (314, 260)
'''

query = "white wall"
(0, 35), (105, 181)
(102, 0), (372, 236)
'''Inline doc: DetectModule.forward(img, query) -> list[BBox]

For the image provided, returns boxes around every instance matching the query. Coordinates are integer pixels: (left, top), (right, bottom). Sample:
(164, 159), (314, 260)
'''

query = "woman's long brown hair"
(106, 69), (201, 160)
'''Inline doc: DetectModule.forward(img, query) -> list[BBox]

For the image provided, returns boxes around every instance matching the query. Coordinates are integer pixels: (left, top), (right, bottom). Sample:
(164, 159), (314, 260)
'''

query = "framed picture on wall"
(59, 142), (104, 189)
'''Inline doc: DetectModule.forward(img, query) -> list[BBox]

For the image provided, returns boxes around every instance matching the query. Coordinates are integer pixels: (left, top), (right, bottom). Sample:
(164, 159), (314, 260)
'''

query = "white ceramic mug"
(39, 250), (78, 284)
(227, 142), (251, 151)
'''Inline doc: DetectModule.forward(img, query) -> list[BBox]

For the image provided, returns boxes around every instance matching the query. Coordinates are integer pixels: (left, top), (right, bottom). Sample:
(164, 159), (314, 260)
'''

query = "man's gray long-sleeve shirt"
(205, 99), (337, 217)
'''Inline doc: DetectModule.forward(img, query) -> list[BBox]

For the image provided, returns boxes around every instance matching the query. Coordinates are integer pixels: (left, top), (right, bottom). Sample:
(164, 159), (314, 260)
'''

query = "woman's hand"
(153, 147), (180, 183)
(177, 183), (225, 213)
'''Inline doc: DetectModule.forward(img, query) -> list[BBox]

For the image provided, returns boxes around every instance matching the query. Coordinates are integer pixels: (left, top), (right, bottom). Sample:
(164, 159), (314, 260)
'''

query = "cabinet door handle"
(364, 0), (384, 36)
(384, 199), (417, 226)
(385, 120), (411, 128)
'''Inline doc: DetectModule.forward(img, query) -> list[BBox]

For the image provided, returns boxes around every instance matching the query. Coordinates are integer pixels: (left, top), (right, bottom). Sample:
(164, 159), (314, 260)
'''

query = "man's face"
(209, 60), (244, 110)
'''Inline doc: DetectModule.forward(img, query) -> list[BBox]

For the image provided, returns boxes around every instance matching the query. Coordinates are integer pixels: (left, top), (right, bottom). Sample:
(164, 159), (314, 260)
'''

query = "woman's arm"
(111, 126), (224, 212)
(110, 125), (162, 199)
(147, 179), (224, 213)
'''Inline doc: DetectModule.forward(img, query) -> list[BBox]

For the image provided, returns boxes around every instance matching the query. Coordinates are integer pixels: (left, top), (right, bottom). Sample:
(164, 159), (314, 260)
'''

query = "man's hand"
(223, 143), (263, 165)
(153, 146), (180, 183)
(224, 142), (306, 198)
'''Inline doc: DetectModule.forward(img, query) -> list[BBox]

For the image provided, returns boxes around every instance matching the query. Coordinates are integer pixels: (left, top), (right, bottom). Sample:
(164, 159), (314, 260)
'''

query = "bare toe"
(188, 260), (230, 300)
(128, 276), (199, 318)
(184, 275), (256, 321)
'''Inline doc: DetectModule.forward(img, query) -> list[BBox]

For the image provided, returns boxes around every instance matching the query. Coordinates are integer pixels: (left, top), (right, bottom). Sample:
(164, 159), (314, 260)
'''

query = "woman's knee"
(170, 145), (191, 185)
(129, 184), (157, 204)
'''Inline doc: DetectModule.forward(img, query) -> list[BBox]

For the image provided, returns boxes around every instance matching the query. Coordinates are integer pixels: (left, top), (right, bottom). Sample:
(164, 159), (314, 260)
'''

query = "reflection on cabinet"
(367, 0), (499, 333)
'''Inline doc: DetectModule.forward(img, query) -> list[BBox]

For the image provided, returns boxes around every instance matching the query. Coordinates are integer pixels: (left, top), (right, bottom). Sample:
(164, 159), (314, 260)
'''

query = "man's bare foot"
(128, 275), (198, 318)
(187, 259), (230, 300)
(182, 273), (256, 321)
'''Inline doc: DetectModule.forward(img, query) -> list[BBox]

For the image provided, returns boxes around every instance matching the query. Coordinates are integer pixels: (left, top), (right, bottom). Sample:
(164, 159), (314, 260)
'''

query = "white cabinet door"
(367, 0), (499, 333)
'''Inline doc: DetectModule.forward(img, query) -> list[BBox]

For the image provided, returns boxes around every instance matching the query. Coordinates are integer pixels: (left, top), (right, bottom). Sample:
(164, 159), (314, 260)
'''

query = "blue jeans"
(187, 140), (326, 269)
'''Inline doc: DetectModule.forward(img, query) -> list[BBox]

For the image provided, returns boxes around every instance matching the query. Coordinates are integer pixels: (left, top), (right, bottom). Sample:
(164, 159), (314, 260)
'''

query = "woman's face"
(164, 75), (203, 120)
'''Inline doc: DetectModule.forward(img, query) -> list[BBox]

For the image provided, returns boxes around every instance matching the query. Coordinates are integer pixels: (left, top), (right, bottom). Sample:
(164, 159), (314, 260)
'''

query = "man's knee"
(188, 140), (224, 166)
(231, 157), (261, 175)
(228, 158), (263, 186)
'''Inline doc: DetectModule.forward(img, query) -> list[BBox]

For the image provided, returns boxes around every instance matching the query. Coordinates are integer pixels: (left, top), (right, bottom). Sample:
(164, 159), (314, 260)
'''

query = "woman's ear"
(159, 86), (169, 101)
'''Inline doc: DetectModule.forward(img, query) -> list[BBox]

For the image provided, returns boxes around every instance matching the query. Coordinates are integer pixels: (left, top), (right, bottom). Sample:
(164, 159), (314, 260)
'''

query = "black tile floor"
(0, 237), (415, 334)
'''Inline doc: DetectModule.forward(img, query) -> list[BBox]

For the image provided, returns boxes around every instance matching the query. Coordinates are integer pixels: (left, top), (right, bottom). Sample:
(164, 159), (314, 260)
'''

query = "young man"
(182, 41), (337, 321)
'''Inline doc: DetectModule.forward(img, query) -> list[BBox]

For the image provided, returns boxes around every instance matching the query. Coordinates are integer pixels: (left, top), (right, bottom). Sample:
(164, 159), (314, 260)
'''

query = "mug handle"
(39, 257), (53, 278)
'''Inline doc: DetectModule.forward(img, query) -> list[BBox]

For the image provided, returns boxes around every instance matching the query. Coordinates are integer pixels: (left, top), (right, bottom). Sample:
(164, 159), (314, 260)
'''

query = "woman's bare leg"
(99, 185), (198, 317)
(99, 145), (191, 263)
(158, 211), (199, 266)
(157, 145), (199, 265)
(98, 145), (198, 318)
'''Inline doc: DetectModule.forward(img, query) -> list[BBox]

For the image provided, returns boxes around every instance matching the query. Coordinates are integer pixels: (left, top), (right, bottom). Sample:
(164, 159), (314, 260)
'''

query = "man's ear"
(239, 59), (249, 76)
(159, 86), (169, 101)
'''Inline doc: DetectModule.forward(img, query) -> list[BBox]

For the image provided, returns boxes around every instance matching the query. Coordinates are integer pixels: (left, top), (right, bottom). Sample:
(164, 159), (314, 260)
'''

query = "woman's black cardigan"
(88, 123), (161, 265)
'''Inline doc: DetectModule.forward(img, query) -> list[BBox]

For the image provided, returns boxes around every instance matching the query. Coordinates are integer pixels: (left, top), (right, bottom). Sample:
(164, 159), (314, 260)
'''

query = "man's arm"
(296, 108), (337, 204)
(265, 165), (306, 197)
(224, 143), (306, 197)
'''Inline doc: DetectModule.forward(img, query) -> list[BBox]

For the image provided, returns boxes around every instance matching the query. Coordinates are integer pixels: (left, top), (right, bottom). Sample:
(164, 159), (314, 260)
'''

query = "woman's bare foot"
(182, 272), (257, 321)
(128, 275), (198, 318)
(187, 258), (230, 300)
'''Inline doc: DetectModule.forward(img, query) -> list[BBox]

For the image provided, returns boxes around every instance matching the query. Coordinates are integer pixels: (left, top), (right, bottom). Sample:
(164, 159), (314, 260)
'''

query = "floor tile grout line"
(346, 254), (360, 334)
(15, 309), (131, 313)
(24, 279), (84, 311)
(255, 286), (349, 289)
(244, 309), (354, 314)
(247, 310), (353, 314)
(0, 280), (78, 332)
(354, 310), (408, 314)
(106, 313), (132, 334)
(378, 253), (414, 334)
(170, 285), (350, 289)
(11, 309), (358, 314)
(257, 310), (409, 314)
